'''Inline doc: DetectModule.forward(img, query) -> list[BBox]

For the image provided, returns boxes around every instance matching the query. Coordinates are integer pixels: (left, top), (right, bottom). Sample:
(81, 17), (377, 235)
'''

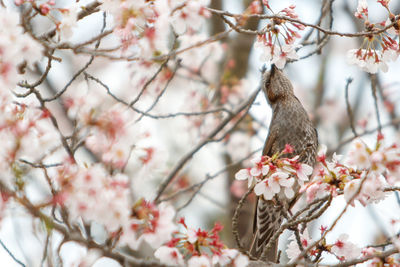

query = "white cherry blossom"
(272, 45), (300, 69)
(254, 172), (294, 200)
(154, 246), (185, 266)
(188, 255), (212, 267)
(331, 234), (361, 261)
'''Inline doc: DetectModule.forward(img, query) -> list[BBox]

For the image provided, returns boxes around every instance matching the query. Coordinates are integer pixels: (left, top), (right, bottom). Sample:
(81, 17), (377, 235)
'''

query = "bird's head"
(262, 65), (294, 104)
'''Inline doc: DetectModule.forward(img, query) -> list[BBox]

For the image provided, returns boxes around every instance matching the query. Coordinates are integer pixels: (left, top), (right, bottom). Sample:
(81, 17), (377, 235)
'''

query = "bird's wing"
(252, 130), (277, 234)
(252, 195), (259, 233)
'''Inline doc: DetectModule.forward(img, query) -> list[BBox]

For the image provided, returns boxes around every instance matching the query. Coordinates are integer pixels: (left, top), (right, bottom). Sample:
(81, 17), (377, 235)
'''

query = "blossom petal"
(254, 181), (266, 196)
(235, 169), (250, 180)
(284, 187), (294, 198)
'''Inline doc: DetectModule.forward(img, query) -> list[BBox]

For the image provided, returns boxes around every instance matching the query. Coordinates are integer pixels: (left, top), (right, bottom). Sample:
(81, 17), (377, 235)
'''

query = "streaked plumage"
(251, 65), (318, 261)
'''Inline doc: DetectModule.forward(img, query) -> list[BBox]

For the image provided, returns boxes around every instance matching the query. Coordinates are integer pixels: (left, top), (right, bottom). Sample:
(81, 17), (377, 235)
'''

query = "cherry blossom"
(273, 44), (300, 69)
(235, 168), (253, 187)
(58, 4), (79, 39)
(303, 135), (400, 205)
(254, 4), (304, 69)
(0, 7), (43, 88)
(378, 0), (391, 8)
(301, 181), (326, 203)
(154, 246), (185, 266)
(157, 219), (248, 266)
(254, 171), (295, 200)
(55, 164), (131, 231)
(343, 171), (386, 206)
(236, 146), (315, 201)
(213, 249), (249, 267)
(348, 0), (400, 73)
(120, 200), (177, 250)
(386, 15), (400, 36)
(354, 0), (368, 19)
(60, 242), (102, 267)
(346, 139), (371, 169)
(177, 33), (224, 81)
(283, 156), (314, 183)
(286, 228), (315, 263)
(346, 48), (397, 73)
(2, 0), (400, 266)
(188, 255), (212, 267)
(330, 234), (361, 261)
(250, 156), (270, 177)
(170, 0), (211, 35)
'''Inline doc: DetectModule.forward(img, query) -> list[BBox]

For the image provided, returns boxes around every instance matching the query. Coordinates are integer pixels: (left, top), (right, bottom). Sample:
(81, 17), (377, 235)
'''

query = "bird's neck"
(270, 94), (296, 110)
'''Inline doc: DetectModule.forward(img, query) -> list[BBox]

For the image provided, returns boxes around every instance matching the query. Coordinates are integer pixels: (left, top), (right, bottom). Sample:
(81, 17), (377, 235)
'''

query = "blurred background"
(2, 0), (400, 266)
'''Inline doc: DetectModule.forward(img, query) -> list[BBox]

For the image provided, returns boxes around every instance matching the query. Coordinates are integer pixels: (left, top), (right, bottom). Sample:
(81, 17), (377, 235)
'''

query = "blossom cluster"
(14, 1), (81, 39)
(100, 0), (211, 57)
(254, 3), (304, 69)
(155, 218), (249, 266)
(286, 228), (361, 263)
(302, 135), (399, 206)
(235, 145), (313, 200)
(361, 246), (400, 266)
(286, 227), (400, 265)
(0, 7), (42, 89)
(51, 159), (249, 265)
(347, 0), (400, 73)
(63, 82), (164, 173)
(14, 0), (55, 15)
(286, 226), (361, 263)
(54, 162), (177, 250)
(235, 136), (399, 263)
(0, 100), (60, 190)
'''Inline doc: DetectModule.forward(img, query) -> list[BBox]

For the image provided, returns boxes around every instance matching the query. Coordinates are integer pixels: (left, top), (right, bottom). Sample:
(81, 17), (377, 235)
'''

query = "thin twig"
(370, 74), (382, 134)
(344, 78), (357, 137)
(43, 12), (107, 102)
(207, 8), (400, 38)
(160, 148), (261, 202)
(0, 239), (25, 267)
(135, 60), (181, 122)
(153, 87), (262, 202)
(84, 72), (231, 119)
(232, 185), (256, 258)
(129, 60), (170, 106)
(295, 172), (371, 261)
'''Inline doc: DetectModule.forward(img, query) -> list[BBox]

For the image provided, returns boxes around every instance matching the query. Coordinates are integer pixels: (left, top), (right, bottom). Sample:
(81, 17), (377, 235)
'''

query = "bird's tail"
(251, 198), (285, 262)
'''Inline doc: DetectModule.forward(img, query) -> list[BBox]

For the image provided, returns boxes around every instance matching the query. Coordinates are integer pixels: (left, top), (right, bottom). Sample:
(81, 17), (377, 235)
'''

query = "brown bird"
(250, 65), (318, 261)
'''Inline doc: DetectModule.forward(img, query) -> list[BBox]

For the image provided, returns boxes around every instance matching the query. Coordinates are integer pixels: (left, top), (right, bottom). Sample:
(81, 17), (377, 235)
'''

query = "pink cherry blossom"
(272, 45), (300, 69)
(154, 246), (185, 266)
(254, 4), (303, 68)
(386, 17), (400, 36)
(346, 139), (371, 169)
(0, 8), (42, 88)
(301, 181), (327, 203)
(254, 172), (294, 200)
(235, 168), (251, 181)
(344, 172), (386, 206)
(213, 249), (249, 267)
(170, 0), (211, 34)
(354, 0), (368, 18)
(120, 201), (177, 250)
(58, 4), (79, 39)
(188, 255), (212, 267)
(286, 228), (314, 263)
(331, 234), (361, 261)
(250, 156), (270, 177)
(286, 160), (314, 182)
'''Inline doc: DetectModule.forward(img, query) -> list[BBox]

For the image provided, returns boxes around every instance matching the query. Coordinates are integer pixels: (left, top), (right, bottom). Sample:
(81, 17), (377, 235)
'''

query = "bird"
(250, 65), (318, 262)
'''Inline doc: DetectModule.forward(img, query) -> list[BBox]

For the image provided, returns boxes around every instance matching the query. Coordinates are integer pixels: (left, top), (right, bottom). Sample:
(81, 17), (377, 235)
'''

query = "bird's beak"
(270, 64), (277, 76)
